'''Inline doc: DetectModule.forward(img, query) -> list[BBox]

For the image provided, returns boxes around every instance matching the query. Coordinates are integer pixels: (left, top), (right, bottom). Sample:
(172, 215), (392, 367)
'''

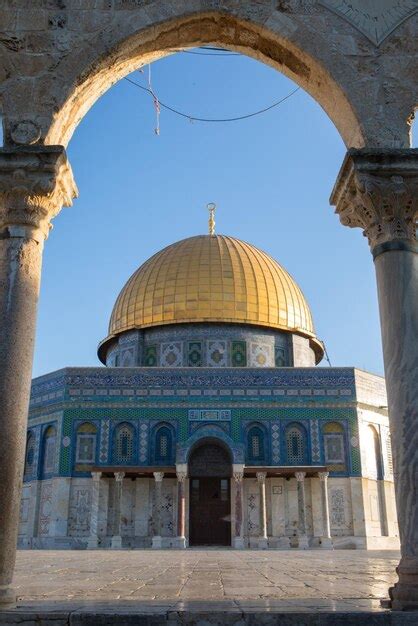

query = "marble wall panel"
(270, 477), (286, 537)
(68, 479), (91, 536)
(38, 480), (53, 537)
(135, 478), (150, 537)
(245, 478), (260, 537)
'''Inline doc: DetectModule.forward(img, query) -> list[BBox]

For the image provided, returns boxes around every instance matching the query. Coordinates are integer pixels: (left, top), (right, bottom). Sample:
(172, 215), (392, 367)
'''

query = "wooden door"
(189, 477), (231, 546)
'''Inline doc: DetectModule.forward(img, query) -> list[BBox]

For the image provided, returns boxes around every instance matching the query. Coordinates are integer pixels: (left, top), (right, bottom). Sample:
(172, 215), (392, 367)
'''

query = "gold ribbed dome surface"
(106, 235), (319, 342)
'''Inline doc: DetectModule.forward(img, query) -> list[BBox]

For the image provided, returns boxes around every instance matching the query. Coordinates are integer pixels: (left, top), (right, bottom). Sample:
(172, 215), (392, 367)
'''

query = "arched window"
(113, 423), (134, 464)
(24, 432), (36, 478)
(323, 422), (345, 464)
(285, 424), (307, 465)
(76, 422), (97, 463)
(155, 426), (173, 464)
(42, 425), (57, 476)
(365, 425), (383, 480)
(247, 426), (265, 464)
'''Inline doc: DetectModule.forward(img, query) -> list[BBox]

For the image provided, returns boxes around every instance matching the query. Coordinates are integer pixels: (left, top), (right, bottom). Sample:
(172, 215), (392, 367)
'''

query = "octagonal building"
(19, 227), (399, 550)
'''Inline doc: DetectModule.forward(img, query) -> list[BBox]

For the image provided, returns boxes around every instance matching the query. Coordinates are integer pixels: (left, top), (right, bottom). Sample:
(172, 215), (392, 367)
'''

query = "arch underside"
(47, 11), (363, 148)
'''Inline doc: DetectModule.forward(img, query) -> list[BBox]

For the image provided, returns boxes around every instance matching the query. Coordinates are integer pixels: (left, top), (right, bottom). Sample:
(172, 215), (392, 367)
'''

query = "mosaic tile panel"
(187, 341), (202, 367)
(207, 341), (227, 367)
(139, 422), (149, 464)
(250, 343), (272, 367)
(232, 341), (247, 367)
(99, 419), (110, 463)
(160, 342), (183, 367)
(271, 423), (280, 463)
(310, 419), (321, 463)
(144, 345), (157, 367)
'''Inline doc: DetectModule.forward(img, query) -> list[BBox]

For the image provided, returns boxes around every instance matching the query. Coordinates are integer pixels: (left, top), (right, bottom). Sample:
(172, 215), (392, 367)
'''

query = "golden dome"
(99, 235), (323, 361)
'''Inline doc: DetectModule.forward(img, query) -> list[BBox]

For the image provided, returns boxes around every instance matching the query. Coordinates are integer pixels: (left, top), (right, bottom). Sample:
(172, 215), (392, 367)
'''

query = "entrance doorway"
(188, 442), (232, 546)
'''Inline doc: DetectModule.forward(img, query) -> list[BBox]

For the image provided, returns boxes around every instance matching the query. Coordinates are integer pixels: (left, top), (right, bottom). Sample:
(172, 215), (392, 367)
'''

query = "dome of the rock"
(98, 235), (323, 364)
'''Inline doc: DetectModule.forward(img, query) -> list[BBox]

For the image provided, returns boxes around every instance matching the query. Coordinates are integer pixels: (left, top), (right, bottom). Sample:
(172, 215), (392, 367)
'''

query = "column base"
(152, 535), (163, 549)
(176, 536), (187, 549)
(276, 536), (291, 549)
(297, 535), (309, 549)
(0, 585), (16, 607)
(389, 557), (418, 610)
(233, 537), (245, 549)
(319, 537), (333, 549)
(110, 535), (122, 549)
(87, 535), (99, 549)
(258, 537), (268, 550)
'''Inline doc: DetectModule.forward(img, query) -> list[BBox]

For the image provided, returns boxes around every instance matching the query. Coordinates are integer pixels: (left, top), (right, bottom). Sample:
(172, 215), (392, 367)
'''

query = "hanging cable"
(124, 76), (300, 123)
(181, 49), (240, 56)
(324, 344), (333, 367)
(147, 65), (160, 135)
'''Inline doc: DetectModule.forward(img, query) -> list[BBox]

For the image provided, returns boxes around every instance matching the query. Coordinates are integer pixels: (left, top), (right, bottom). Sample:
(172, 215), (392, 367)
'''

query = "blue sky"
(33, 50), (387, 377)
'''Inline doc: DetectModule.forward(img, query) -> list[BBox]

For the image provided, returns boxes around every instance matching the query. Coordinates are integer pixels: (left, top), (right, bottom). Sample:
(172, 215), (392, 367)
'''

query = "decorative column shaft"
(233, 469), (244, 549)
(111, 471), (125, 549)
(176, 471), (187, 549)
(87, 472), (102, 549)
(331, 148), (418, 609)
(295, 472), (308, 549)
(152, 471), (164, 549)
(318, 472), (333, 549)
(0, 147), (77, 604)
(256, 472), (268, 548)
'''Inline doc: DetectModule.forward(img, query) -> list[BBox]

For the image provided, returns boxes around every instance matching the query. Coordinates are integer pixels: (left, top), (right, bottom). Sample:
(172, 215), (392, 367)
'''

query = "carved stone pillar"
(331, 148), (418, 609)
(176, 471), (187, 549)
(87, 472), (102, 549)
(318, 472), (333, 549)
(111, 471), (125, 549)
(152, 471), (164, 549)
(0, 147), (77, 604)
(256, 472), (268, 549)
(233, 469), (244, 549)
(295, 472), (309, 549)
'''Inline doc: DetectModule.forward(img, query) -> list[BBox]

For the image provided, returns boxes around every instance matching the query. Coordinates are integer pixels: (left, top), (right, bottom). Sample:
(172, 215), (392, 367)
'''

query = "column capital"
(318, 471), (329, 481)
(176, 471), (187, 483)
(91, 471), (102, 481)
(330, 149), (418, 255)
(0, 146), (78, 242)
(233, 471), (244, 483)
(256, 471), (267, 484)
(114, 471), (125, 482)
(153, 471), (164, 482)
(295, 471), (306, 482)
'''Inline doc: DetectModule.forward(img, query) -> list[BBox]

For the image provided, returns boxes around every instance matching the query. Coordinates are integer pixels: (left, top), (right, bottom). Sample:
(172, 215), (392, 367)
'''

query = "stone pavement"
(1, 549), (418, 624)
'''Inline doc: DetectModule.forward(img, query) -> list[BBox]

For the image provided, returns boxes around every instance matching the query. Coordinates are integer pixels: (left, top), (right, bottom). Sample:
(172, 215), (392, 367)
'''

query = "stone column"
(331, 148), (418, 609)
(152, 471), (164, 549)
(318, 472), (333, 549)
(176, 471), (187, 549)
(256, 472), (268, 549)
(0, 147), (77, 604)
(295, 472), (309, 549)
(233, 469), (244, 549)
(111, 471), (125, 549)
(87, 472), (102, 549)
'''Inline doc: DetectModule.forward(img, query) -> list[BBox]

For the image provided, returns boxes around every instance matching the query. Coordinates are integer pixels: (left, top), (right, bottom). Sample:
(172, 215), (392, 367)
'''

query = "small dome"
(99, 235), (323, 362)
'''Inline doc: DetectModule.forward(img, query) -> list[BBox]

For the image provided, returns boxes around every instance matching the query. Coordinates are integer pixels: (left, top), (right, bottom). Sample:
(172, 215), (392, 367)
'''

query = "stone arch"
(176, 425), (244, 465)
(35, 11), (367, 148)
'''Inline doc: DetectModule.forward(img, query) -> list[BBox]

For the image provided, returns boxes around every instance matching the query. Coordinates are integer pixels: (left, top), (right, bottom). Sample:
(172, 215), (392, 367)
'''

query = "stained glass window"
(247, 426), (265, 464)
(286, 425), (307, 464)
(114, 424), (134, 464)
(43, 426), (57, 475)
(155, 426), (172, 463)
(24, 433), (36, 478)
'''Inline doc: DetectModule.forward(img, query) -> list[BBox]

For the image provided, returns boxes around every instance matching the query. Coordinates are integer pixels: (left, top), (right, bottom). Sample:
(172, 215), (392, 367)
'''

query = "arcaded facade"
(19, 234), (399, 551)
